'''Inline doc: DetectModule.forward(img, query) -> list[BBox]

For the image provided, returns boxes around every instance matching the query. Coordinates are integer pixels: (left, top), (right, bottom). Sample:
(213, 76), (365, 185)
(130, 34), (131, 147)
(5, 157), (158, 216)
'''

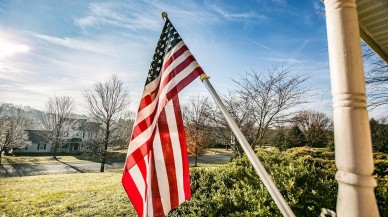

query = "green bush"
(169, 148), (388, 216)
(169, 148), (337, 216)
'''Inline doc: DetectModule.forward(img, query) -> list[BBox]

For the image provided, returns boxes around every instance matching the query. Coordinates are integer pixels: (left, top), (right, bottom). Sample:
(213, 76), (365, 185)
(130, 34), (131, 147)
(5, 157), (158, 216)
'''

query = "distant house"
(13, 130), (52, 153)
(13, 120), (100, 154)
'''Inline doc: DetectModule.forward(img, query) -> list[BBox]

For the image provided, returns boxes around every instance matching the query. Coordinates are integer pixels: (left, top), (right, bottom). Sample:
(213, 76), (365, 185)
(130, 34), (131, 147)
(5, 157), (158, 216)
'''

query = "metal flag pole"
(200, 74), (296, 217)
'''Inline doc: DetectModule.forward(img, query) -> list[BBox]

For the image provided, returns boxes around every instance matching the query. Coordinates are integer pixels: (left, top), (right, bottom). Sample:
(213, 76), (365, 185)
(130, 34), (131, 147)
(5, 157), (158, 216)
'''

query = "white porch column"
(324, 0), (379, 216)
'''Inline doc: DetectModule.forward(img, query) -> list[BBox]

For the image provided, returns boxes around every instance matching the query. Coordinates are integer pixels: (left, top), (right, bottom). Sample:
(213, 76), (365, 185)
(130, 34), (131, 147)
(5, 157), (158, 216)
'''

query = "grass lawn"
(0, 170), (137, 216)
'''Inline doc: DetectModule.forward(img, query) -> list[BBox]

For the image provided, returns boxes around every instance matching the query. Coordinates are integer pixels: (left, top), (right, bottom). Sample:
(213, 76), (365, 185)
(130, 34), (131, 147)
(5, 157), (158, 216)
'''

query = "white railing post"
(324, 0), (379, 216)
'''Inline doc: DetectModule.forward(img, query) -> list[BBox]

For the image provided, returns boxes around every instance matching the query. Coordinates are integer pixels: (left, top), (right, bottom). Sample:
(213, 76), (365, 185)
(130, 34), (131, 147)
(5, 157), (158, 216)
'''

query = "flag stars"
(145, 20), (183, 85)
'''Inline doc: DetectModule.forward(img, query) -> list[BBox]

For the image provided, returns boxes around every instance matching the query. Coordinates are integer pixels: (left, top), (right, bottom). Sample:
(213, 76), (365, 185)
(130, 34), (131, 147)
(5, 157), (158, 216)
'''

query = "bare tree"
(110, 112), (134, 148)
(0, 105), (32, 163)
(40, 96), (76, 159)
(208, 91), (253, 156)
(214, 66), (308, 150)
(183, 96), (213, 167)
(362, 42), (388, 110)
(83, 75), (129, 172)
(292, 110), (332, 148)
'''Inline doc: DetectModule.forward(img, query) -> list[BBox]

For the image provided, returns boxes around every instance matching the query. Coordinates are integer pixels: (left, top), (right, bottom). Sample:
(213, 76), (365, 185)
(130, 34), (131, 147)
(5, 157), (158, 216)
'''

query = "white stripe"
(132, 75), (160, 129)
(129, 164), (146, 207)
(158, 61), (200, 110)
(164, 101), (185, 204)
(142, 75), (160, 97)
(153, 126), (171, 215)
(133, 94), (159, 126)
(161, 42), (186, 81)
(146, 153), (153, 217)
(163, 41), (185, 65)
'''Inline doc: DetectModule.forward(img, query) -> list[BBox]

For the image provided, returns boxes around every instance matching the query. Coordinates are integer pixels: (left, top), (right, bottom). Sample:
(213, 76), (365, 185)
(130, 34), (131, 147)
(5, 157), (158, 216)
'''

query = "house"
(14, 130), (52, 153)
(13, 120), (101, 154)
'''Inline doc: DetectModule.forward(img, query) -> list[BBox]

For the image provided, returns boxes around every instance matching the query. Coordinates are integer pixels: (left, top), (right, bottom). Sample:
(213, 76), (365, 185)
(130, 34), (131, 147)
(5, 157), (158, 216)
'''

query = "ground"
(0, 148), (234, 216)
(0, 148), (234, 177)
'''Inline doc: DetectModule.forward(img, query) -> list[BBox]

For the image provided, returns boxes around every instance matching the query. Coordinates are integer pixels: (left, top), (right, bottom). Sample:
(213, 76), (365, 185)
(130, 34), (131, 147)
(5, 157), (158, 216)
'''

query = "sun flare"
(0, 37), (30, 58)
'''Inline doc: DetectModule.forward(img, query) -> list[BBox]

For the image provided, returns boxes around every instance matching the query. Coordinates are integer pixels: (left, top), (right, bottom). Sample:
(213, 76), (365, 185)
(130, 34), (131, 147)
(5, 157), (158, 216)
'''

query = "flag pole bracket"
(200, 74), (210, 81)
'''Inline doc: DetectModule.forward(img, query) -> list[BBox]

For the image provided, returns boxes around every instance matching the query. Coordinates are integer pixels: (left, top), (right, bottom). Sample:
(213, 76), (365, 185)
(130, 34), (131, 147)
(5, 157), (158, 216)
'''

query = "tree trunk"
(53, 142), (58, 159)
(0, 148), (3, 164)
(100, 123), (110, 172)
(100, 154), (106, 172)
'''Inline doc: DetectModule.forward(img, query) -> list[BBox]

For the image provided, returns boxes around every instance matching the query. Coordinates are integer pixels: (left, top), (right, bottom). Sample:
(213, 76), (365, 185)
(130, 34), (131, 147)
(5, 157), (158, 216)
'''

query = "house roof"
(25, 130), (51, 143)
(357, 0), (388, 63)
(79, 121), (101, 131)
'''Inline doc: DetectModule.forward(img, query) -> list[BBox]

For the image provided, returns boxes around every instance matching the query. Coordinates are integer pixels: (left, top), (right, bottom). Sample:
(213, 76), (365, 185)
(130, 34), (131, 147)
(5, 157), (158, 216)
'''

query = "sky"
(1, 0), (377, 118)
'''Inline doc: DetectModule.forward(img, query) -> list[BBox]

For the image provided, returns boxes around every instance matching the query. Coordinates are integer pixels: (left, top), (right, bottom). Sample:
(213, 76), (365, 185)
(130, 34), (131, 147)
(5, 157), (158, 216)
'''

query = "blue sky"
(0, 0), (342, 116)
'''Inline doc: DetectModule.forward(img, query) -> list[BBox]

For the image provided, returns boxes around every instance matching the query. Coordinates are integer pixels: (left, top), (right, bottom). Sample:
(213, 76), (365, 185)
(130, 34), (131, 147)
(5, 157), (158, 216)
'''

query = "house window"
(44, 144), (47, 150)
(37, 143), (40, 150)
(82, 132), (85, 138)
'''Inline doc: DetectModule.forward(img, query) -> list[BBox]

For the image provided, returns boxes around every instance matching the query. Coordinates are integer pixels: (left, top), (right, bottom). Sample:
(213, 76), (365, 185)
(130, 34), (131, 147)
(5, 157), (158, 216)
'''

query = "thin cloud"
(29, 33), (104, 53)
(292, 38), (311, 55)
(313, 2), (325, 18)
(209, 4), (267, 22)
(248, 39), (288, 58)
(74, 2), (160, 32)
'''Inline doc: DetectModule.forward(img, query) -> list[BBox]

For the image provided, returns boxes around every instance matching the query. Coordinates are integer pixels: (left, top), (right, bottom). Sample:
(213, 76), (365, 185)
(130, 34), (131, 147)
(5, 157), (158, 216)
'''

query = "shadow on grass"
(0, 159), (46, 177)
(54, 158), (85, 173)
(73, 152), (127, 163)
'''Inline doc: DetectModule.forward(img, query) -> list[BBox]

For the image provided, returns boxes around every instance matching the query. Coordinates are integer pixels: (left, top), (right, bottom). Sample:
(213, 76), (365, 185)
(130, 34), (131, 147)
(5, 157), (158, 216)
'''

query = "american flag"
(122, 17), (205, 217)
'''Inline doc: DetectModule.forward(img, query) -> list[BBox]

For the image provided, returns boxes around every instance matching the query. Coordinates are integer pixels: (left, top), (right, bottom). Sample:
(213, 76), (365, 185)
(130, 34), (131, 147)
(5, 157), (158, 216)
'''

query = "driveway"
(0, 151), (234, 177)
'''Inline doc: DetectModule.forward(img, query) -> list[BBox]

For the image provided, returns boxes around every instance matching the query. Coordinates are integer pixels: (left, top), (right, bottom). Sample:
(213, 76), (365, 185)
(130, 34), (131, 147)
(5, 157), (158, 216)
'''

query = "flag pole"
(160, 12), (294, 217)
(200, 74), (296, 217)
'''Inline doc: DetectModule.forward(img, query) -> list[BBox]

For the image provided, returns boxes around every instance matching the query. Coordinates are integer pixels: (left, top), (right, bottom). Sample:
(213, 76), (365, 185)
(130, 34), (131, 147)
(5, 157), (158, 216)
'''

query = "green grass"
(0, 171), (137, 217)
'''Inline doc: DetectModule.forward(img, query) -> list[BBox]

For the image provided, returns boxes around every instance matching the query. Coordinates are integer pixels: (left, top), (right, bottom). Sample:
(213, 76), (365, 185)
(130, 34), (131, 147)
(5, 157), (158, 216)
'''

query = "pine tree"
(286, 125), (306, 148)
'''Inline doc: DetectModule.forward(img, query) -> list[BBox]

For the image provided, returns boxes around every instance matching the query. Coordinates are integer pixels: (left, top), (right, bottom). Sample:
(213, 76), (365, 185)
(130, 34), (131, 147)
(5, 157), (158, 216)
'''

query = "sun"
(0, 37), (30, 58)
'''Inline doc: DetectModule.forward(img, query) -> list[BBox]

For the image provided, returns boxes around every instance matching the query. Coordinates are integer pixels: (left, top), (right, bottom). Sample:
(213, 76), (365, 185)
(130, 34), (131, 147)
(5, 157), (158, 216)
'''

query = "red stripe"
(160, 55), (196, 89)
(162, 67), (204, 106)
(125, 128), (156, 171)
(126, 68), (204, 170)
(132, 61), (202, 141)
(131, 107), (157, 140)
(122, 170), (144, 217)
(162, 45), (188, 71)
(138, 87), (159, 111)
(173, 97), (191, 199)
(150, 151), (165, 217)
(158, 107), (179, 209)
